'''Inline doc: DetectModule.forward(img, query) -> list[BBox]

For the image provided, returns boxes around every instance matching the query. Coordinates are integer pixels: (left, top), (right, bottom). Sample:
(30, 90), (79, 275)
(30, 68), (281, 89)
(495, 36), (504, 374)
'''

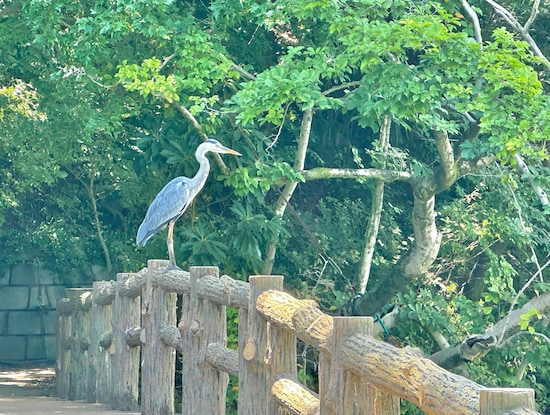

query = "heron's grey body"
(136, 139), (241, 269)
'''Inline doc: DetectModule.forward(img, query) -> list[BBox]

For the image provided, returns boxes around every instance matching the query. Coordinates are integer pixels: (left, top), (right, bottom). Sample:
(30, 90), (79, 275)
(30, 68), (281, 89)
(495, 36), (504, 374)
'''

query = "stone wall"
(0, 262), (65, 363)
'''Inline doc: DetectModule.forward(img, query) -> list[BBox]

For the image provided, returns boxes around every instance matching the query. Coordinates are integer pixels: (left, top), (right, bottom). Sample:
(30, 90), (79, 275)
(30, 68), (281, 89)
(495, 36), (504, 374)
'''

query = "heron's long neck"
(189, 151), (211, 200)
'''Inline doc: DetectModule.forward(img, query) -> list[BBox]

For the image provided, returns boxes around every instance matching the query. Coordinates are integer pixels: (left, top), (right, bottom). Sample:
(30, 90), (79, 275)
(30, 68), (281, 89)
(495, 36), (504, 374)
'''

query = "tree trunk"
(357, 115), (391, 293)
(263, 107), (313, 274)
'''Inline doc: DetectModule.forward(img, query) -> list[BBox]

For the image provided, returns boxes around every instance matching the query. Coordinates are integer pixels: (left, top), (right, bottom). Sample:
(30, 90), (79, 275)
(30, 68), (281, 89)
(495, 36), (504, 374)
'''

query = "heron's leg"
(166, 221), (181, 270)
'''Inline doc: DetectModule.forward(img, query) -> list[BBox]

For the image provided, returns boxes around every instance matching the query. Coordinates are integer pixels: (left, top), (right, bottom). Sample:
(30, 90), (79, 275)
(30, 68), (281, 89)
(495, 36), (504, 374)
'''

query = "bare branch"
(513, 154), (549, 208)
(434, 130), (457, 190)
(497, 331), (550, 348)
(262, 107), (314, 274)
(461, 0), (483, 42)
(266, 103), (291, 152)
(171, 101), (229, 174)
(431, 289), (550, 369)
(484, 0), (550, 71)
(322, 81), (362, 96)
(159, 54), (175, 71)
(229, 63), (257, 81)
(458, 155), (497, 177)
(302, 167), (413, 182)
(524, 0), (541, 32)
(358, 115), (391, 293)
(493, 256), (550, 344)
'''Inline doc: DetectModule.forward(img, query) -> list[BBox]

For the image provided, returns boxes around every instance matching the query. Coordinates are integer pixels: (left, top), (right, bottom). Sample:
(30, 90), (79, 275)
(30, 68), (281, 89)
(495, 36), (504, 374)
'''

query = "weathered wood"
(271, 374), (320, 415)
(92, 280), (116, 305)
(320, 317), (399, 415)
(341, 333), (482, 415)
(159, 324), (181, 352)
(206, 343), (239, 376)
(239, 275), (296, 415)
(65, 288), (92, 401)
(141, 260), (177, 415)
(124, 326), (143, 348)
(502, 409), (542, 415)
(256, 290), (483, 415)
(151, 266), (249, 308)
(117, 267), (147, 297)
(54, 266), (544, 415)
(99, 331), (112, 348)
(180, 266), (228, 415)
(57, 297), (76, 316)
(111, 272), (140, 411)
(480, 388), (536, 415)
(257, 290), (331, 352)
(55, 297), (73, 399)
(88, 281), (113, 404)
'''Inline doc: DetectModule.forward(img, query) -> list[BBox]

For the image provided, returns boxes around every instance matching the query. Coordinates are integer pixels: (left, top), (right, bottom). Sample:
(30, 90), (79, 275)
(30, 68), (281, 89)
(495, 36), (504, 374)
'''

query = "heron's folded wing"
(136, 177), (192, 246)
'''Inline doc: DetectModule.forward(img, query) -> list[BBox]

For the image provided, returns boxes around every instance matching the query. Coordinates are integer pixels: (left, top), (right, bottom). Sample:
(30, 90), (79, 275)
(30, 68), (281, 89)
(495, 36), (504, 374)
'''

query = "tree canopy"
(1, 0), (549, 411)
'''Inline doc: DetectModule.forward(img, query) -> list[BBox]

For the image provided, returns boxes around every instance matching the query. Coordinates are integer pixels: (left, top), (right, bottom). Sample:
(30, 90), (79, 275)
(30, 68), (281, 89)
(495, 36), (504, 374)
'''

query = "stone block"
(48, 286), (67, 309)
(7, 310), (58, 336)
(43, 311), (58, 335)
(30, 286), (53, 309)
(26, 335), (47, 360)
(45, 334), (57, 360)
(0, 336), (27, 361)
(0, 286), (30, 310)
(36, 269), (56, 285)
(7, 311), (44, 335)
(10, 263), (36, 285)
(0, 311), (6, 335)
(0, 268), (9, 285)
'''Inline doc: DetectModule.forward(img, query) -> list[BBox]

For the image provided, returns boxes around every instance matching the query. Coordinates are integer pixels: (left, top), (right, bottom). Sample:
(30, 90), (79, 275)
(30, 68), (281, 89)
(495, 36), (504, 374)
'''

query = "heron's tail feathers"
(136, 221), (154, 246)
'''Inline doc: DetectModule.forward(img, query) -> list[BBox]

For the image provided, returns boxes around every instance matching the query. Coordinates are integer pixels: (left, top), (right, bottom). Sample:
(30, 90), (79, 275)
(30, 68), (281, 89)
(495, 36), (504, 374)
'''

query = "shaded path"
(0, 366), (139, 415)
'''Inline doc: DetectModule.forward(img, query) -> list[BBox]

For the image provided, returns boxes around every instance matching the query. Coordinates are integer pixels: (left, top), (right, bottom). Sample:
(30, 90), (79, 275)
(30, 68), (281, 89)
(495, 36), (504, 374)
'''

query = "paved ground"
(0, 366), (139, 415)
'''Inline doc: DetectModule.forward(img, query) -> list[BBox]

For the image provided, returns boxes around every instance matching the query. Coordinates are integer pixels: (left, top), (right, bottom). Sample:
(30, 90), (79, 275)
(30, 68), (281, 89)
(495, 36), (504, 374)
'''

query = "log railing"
(55, 260), (541, 415)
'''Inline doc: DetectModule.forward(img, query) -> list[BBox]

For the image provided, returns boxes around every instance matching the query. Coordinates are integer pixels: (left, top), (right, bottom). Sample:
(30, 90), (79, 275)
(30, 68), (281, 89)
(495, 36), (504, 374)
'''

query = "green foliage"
(2, 0), (550, 411)
(179, 221), (229, 265)
(223, 161), (305, 198)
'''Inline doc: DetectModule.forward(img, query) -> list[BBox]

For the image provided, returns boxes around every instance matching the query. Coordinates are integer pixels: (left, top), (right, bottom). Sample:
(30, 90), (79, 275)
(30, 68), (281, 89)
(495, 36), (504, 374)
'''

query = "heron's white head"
(200, 138), (242, 157)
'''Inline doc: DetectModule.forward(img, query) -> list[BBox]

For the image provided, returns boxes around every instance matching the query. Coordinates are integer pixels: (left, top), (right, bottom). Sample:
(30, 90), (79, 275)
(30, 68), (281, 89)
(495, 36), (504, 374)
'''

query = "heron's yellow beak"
(220, 147), (242, 157)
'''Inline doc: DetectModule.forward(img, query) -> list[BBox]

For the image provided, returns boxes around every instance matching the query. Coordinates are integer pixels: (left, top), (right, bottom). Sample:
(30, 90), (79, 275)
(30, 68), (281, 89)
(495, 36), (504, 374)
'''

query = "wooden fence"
(55, 260), (541, 415)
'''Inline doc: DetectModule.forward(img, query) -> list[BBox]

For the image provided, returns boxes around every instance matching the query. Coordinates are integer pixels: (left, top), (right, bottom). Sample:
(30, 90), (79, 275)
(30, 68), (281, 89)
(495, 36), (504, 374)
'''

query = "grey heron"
(136, 138), (241, 269)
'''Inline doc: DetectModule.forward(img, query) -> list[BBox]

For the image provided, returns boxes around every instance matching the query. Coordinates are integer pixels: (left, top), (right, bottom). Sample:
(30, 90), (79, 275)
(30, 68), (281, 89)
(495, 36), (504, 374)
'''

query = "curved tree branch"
(461, 0), (483, 42)
(431, 290), (550, 369)
(484, 0), (550, 71)
(513, 154), (549, 208)
(171, 100), (229, 174)
(434, 130), (458, 191)
(403, 177), (442, 278)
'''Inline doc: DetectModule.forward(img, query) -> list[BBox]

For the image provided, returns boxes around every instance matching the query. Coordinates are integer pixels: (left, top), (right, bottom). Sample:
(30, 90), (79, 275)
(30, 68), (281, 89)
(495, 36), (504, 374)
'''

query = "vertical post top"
(249, 275), (285, 291)
(190, 266), (220, 278)
(147, 259), (170, 271)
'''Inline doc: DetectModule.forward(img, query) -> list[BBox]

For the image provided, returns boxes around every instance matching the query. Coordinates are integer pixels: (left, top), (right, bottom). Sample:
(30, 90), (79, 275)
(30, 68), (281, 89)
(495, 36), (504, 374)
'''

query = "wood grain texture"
(180, 266), (228, 415)
(140, 260), (176, 415)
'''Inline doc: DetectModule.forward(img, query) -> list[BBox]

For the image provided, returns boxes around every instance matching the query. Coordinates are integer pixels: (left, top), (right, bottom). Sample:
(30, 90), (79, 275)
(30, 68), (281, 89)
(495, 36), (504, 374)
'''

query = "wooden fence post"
(88, 281), (115, 404)
(55, 296), (74, 399)
(141, 260), (177, 415)
(65, 288), (92, 401)
(111, 272), (141, 411)
(320, 317), (400, 415)
(180, 266), (228, 415)
(239, 275), (296, 415)
(479, 388), (535, 415)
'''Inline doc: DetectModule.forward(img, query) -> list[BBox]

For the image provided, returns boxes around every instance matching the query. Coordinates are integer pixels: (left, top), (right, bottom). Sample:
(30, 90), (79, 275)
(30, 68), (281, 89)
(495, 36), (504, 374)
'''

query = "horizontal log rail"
(55, 260), (541, 415)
